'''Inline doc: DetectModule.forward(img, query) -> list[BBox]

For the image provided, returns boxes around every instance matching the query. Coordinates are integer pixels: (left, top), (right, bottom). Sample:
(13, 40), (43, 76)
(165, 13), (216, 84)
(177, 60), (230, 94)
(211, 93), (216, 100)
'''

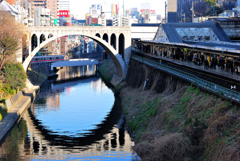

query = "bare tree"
(0, 11), (27, 71)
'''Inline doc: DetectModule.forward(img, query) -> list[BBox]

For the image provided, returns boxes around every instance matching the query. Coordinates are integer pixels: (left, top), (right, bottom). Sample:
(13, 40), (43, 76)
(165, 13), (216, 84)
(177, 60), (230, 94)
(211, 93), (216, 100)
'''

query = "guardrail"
(132, 54), (240, 103)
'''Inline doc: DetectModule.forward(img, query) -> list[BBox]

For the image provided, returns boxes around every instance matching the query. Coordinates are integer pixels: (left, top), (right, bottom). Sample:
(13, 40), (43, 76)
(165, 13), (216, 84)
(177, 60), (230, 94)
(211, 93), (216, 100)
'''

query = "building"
(1, 0), (16, 5)
(167, 0), (178, 23)
(0, 0), (34, 26)
(154, 23), (230, 43)
(130, 8), (139, 19)
(139, 3), (157, 23)
(57, 0), (70, 57)
(31, 0), (46, 8)
(112, 16), (118, 26)
(58, 0), (70, 26)
(121, 16), (129, 26)
(14, 1), (34, 26)
(34, 7), (51, 26)
(46, 0), (57, 19)
(89, 4), (101, 18)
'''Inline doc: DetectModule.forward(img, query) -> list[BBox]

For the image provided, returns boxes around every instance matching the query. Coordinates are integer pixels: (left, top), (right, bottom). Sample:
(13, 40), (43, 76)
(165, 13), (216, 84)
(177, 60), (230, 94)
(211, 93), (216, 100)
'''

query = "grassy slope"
(99, 60), (240, 161)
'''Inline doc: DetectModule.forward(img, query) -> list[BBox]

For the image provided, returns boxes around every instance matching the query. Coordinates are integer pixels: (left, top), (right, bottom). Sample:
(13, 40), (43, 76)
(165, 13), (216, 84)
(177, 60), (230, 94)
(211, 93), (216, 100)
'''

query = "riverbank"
(99, 59), (240, 161)
(0, 68), (48, 145)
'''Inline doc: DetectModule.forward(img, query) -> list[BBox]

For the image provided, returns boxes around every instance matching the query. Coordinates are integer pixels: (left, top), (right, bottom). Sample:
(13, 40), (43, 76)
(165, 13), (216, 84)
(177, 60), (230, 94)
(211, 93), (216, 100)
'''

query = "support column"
(116, 34), (119, 53)
(37, 34), (40, 49)
(29, 34), (32, 55)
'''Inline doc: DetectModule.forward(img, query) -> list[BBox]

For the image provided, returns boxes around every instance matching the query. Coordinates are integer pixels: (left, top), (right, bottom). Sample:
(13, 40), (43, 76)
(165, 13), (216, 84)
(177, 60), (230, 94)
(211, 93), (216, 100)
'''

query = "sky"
(70, 0), (165, 19)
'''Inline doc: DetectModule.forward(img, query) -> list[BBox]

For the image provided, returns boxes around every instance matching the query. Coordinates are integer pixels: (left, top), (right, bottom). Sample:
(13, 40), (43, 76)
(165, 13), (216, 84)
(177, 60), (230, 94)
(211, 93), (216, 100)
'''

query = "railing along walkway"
(132, 49), (240, 82)
(132, 54), (240, 103)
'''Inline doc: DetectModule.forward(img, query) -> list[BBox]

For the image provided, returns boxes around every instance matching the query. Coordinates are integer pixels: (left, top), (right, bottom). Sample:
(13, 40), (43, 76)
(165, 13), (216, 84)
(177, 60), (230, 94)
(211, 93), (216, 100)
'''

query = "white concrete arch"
(95, 33), (101, 38)
(23, 26), (132, 78)
(23, 33), (126, 78)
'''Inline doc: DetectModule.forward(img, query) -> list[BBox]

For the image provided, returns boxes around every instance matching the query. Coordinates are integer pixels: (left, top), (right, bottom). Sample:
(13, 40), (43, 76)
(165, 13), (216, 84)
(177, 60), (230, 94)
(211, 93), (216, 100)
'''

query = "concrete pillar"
(29, 34), (32, 55)
(94, 42), (97, 51)
(82, 65), (85, 76)
(37, 34), (40, 49)
(116, 34), (119, 53)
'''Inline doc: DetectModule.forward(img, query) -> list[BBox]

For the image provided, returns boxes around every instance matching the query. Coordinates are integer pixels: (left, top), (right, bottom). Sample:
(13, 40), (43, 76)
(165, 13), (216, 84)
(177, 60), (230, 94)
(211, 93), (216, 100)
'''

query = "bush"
(3, 62), (27, 91)
(0, 107), (7, 121)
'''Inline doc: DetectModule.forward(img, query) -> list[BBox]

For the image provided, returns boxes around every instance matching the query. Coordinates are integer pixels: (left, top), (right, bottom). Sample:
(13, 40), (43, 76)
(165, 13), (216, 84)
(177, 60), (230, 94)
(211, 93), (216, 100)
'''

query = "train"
(30, 55), (64, 64)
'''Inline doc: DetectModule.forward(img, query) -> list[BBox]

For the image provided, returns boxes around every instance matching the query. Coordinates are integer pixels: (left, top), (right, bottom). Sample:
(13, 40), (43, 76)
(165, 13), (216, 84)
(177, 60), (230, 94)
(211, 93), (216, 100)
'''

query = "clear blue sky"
(70, 0), (165, 18)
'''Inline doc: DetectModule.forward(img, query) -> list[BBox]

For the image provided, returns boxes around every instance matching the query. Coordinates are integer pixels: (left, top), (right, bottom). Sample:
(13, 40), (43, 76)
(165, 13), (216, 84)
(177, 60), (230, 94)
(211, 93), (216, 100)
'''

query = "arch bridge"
(23, 26), (132, 78)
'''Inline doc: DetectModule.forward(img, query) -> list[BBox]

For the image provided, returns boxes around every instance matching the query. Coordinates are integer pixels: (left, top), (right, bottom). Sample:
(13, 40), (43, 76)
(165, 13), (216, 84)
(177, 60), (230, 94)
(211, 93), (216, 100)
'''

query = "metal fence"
(132, 54), (240, 102)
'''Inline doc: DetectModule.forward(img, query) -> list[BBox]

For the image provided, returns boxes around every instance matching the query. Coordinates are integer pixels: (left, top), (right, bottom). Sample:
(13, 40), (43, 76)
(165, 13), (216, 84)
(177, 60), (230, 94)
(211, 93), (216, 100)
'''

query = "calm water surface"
(0, 65), (138, 160)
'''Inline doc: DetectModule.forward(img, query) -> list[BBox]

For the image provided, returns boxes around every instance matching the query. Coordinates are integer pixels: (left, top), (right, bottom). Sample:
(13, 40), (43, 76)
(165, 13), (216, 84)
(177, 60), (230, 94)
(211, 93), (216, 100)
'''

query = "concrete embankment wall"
(99, 59), (240, 161)
(0, 77), (48, 144)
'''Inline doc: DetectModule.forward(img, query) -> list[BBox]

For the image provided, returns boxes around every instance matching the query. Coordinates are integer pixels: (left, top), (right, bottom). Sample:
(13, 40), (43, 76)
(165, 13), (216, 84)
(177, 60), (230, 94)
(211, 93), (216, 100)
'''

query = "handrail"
(132, 54), (240, 102)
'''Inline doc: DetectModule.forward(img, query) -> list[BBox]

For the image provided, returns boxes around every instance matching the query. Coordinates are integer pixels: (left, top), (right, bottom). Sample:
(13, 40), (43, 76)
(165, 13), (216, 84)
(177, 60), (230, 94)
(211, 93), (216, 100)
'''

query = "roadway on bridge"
(132, 49), (240, 92)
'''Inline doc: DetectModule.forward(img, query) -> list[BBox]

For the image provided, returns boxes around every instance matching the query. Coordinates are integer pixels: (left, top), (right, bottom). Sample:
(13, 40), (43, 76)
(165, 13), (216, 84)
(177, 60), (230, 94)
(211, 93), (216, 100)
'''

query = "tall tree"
(0, 12), (26, 71)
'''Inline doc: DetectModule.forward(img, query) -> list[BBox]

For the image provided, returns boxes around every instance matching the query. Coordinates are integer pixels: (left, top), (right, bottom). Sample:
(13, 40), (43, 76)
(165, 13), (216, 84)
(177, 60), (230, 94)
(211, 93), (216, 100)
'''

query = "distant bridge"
(23, 26), (132, 78)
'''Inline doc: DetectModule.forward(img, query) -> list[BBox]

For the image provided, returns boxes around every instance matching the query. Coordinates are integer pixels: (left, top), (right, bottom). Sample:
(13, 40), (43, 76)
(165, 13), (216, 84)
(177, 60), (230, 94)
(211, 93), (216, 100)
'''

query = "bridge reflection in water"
(18, 68), (136, 160)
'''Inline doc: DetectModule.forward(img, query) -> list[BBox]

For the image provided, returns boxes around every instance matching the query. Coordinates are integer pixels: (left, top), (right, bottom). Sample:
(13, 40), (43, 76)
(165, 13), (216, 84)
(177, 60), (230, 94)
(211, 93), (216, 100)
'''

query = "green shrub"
(3, 92), (8, 98)
(0, 99), (6, 105)
(3, 62), (27, 91)
(0, 107), (7, 121)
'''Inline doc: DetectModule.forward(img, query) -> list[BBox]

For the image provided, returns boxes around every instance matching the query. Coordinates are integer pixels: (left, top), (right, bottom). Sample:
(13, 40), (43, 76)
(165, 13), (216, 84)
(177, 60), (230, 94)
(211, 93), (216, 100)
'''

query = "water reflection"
(56, 65), (97, 82)
(0, 119), (28, 161)
(0, 69), (137, 160)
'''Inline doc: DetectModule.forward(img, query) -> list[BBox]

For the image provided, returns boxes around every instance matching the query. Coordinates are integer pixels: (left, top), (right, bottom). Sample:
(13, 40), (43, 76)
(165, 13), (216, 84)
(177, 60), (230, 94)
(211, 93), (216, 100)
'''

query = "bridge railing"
(132, 54), (240, 103)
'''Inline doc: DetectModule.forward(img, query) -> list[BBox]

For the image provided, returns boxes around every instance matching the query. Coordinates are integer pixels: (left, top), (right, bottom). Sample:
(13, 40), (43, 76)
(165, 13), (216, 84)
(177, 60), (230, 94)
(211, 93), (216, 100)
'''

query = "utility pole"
(165, 1), (167, 23)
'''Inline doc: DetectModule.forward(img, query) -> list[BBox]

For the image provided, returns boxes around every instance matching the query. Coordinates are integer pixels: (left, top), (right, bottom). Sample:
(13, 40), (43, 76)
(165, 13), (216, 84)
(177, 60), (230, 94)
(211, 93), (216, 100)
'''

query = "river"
(0, 65), (138, 160)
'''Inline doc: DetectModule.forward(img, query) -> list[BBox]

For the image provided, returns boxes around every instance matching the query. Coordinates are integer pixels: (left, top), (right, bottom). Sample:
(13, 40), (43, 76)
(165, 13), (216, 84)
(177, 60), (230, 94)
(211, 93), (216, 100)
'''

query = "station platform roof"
(155, 22), (231, 43)
(184, 41), (240, 51)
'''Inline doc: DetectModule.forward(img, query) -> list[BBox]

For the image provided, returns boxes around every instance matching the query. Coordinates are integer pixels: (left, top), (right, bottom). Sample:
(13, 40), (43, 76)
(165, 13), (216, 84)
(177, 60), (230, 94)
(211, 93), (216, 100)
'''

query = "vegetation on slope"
(99, 59), (240, 161)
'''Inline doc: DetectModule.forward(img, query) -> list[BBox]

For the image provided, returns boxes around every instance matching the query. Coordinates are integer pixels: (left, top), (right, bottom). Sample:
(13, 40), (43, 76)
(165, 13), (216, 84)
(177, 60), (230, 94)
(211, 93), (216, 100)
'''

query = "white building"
(0, 0), (34, 26)
(89, 4), (101, 18)
(34, 7), (51, 26)
(121, 16), (129, 27)
(58, 0), (70, 10)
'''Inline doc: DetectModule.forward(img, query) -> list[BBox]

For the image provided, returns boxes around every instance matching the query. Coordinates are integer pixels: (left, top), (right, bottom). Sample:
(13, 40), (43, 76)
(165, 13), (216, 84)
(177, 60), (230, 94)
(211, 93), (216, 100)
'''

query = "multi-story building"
(89, 4), (101, 18)
(31, 0), (46, 8)
(0, 0), (34, 26)
(34, 7), (51, 26)
(167, 0), (178, 23)
(113, 16), (118, 26)
(14, 0), (34, 26)
(58, 0), (70, 26)
(121, 16), (129, 26)
(57, 0), (70, 56)
(46, 0), (57, 19)
(1, 0), (16, 5)
(130, 8), (140, 19)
